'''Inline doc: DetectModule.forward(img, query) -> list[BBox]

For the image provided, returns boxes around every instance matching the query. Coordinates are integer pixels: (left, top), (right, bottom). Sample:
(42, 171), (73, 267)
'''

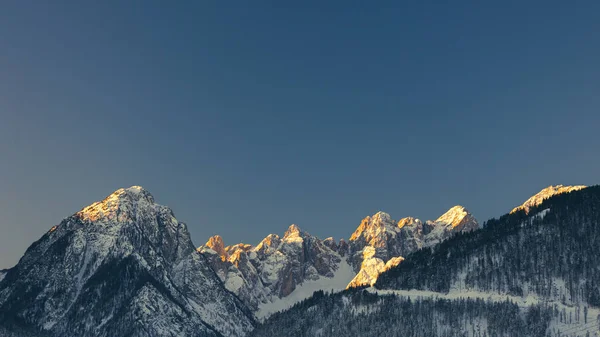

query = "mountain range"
(0, 184), (594, 336)
(198, 204), (479, 318)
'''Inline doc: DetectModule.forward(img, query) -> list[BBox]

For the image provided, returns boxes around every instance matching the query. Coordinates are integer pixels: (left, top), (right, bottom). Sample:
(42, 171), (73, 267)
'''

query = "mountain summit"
(0, 186), (255, 337)
(434, 205), (478, 231)
(77, 186), (156, 223)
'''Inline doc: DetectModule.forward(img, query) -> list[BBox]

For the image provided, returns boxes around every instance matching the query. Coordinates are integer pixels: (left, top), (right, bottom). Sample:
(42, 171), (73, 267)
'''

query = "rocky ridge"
(199, 224), (345, 313)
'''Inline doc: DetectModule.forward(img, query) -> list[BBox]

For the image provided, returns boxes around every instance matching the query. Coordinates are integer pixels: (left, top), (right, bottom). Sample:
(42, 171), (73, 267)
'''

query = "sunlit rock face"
(347, 207), (478, 289)
(423, 205), (479, 247)
(200, 205), (481, 316)
(205, 235), (227, 258)
(347, 248), (405, 288)
(0, 186), (255, 337)
(348, 247), (385, 288)
(349, 212), (399, 260)
(511, 185), (587, 214)
(348, 212), (420, 269)
(198, 206), (480, 317)
(434, 206), (479, 231)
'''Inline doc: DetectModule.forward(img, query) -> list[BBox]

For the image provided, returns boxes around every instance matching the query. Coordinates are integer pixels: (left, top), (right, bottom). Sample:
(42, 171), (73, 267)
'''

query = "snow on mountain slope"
(0, 270), (6, 283)
(511, 184), (586, 214)
(0, 186), (255, 337)
(199, 224), (344, 313)
(255, 258), (355, 320)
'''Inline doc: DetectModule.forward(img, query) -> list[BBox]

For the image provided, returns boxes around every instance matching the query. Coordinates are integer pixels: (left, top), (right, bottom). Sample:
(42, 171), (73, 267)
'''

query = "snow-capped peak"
(125, 185), (148, 194)
(435, 205), (474, 228)
(349, 211), (395, 241)
(430, 205), (479, 235)
(511, 185), (587, 214)
(77, 186), (159, 223)
(372, 211), (392, 223)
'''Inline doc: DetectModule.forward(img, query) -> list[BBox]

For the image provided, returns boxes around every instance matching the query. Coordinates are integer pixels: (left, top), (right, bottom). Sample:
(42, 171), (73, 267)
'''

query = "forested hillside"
(252, 289), (553, 337)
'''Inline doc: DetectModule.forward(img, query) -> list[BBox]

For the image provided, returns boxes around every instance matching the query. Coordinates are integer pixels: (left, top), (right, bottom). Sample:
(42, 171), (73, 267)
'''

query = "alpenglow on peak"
(435, 205), (474, 226)
(511, 185), (587, 214)
(76, 185), (159, 223)
(349, 211), (395, 241)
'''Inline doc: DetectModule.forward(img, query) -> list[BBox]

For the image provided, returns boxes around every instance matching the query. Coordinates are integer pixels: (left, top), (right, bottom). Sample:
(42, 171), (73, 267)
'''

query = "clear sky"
(1, 2), (599, 269)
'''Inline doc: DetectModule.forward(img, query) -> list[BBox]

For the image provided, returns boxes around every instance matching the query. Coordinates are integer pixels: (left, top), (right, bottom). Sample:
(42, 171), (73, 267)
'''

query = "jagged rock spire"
(283, 224), (302, 239)
(434, 205), (479, 232)
(205, 235), (227, 258)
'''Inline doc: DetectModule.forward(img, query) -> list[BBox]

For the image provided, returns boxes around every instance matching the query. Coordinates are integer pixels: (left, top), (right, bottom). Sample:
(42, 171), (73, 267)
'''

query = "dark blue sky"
(1, 2), (599, 268)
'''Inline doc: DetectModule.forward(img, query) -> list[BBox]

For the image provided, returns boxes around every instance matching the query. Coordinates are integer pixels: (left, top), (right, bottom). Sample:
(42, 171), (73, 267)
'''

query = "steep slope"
(0, 186), (255, 337)
(511, 184), (586, 214)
